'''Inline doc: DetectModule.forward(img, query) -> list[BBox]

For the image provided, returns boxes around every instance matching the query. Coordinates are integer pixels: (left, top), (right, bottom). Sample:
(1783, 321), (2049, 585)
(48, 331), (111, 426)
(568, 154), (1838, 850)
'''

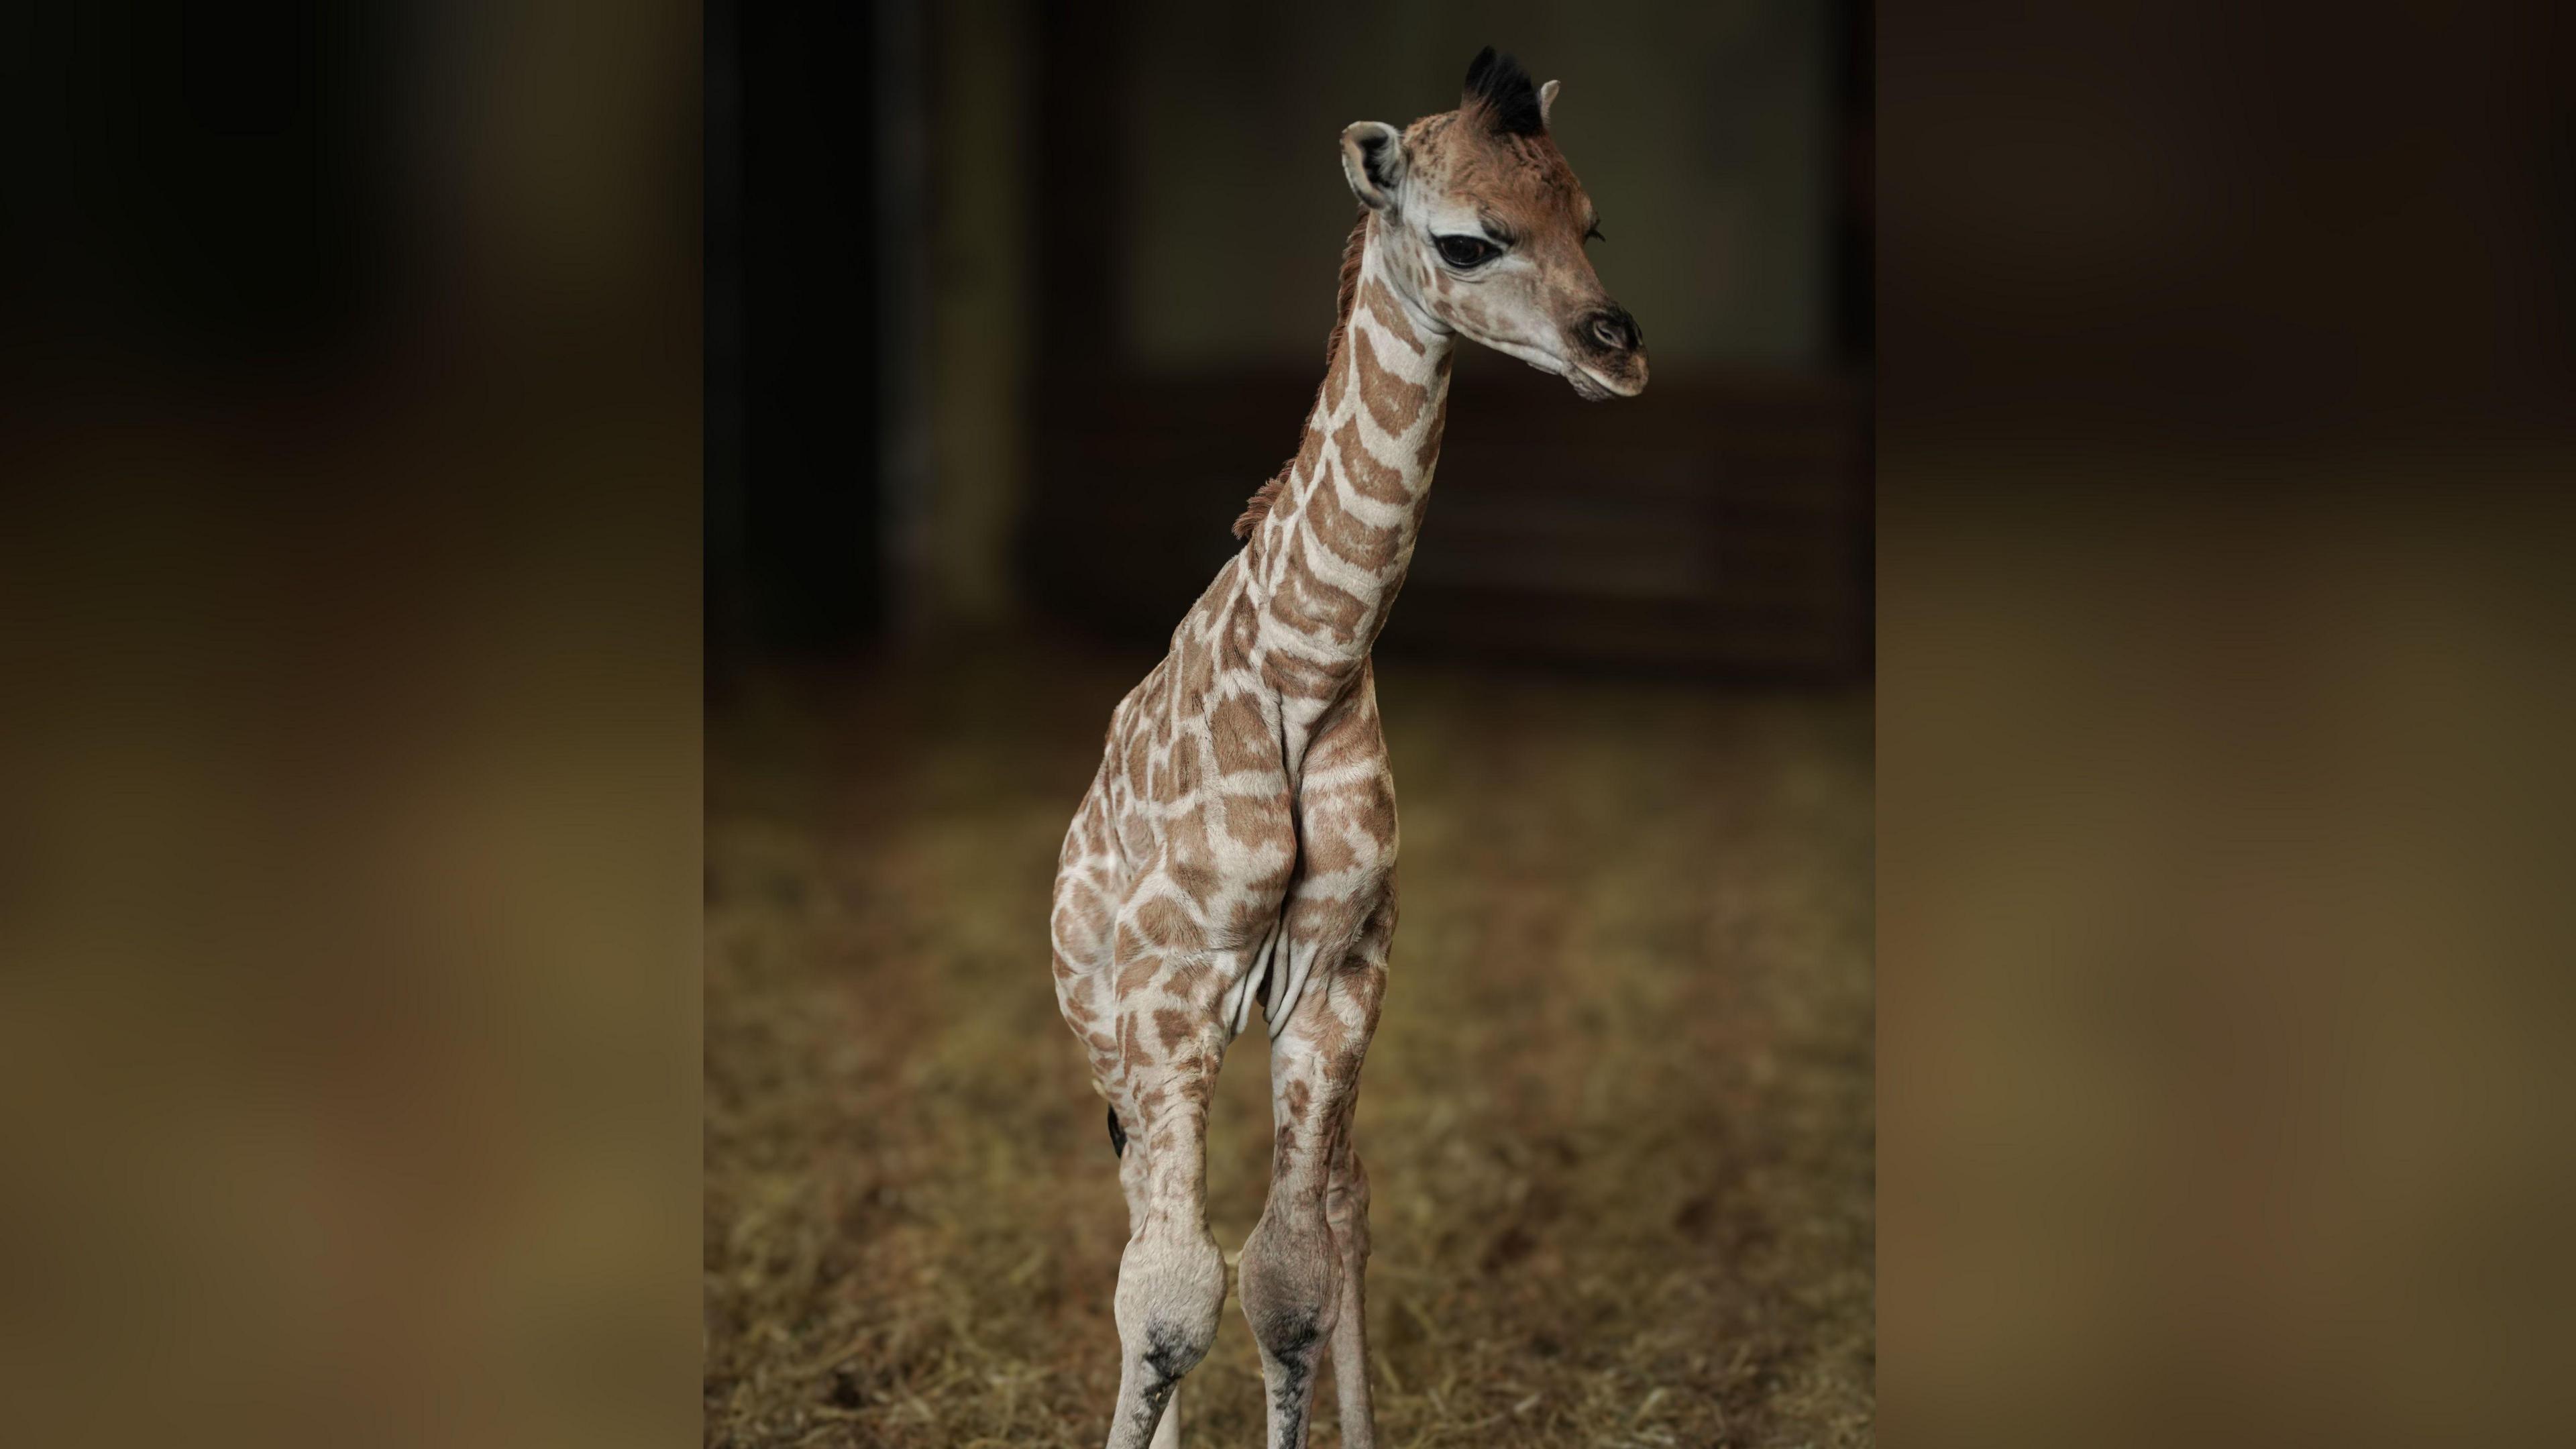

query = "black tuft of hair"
(1462, 45), (1546, 136)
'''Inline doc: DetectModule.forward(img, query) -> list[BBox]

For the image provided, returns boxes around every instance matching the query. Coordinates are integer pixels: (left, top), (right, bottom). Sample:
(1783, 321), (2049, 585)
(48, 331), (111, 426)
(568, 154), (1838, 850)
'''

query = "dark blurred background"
(706, 0), (1872, 677)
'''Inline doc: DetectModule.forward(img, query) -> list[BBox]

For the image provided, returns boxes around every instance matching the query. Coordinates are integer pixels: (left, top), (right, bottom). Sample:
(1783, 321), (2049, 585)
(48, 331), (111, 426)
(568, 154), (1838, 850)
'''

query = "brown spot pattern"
(1331, 418), (1411, 506)
(1354, 329), (1428, 435)
(1363, 278), (1424, 353)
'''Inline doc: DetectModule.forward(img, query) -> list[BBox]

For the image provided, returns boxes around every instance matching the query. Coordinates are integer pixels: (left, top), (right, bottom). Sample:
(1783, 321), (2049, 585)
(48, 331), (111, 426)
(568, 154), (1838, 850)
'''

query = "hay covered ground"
(705, 641), (1873, 1448)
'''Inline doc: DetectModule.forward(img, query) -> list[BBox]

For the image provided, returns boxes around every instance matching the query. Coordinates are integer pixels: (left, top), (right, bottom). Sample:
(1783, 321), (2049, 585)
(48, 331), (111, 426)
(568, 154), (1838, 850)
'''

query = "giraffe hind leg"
(1240, 894), (1392, 1449)
(1323, 1104), (1377, 1449)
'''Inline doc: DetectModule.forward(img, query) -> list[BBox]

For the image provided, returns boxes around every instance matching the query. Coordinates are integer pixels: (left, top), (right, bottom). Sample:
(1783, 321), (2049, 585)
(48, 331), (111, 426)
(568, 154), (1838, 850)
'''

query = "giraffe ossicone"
(1049, 44), (1647, 1449)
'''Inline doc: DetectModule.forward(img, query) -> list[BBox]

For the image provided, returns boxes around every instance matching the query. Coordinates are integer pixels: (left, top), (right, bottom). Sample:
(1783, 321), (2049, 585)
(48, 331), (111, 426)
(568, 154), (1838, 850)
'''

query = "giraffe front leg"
(1324, 893), (1392, 1449)
(1106, 1100), (1195, 1449)
(1240, 892), (1392, 1449)
(1104, 1022), (1228, 1449)
(1094, 757), (1295, 1446)
(1098, 868), (1268, 1449)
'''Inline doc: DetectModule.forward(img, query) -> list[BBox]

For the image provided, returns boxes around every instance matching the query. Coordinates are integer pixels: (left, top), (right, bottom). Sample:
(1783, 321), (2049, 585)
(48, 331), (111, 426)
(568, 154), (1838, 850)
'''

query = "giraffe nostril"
(1585, 308), (1639, 353)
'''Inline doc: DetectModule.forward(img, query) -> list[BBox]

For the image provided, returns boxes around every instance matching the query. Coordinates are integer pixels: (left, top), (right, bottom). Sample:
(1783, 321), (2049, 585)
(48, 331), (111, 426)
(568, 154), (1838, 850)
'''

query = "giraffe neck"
(1244, 218), (1454, 724)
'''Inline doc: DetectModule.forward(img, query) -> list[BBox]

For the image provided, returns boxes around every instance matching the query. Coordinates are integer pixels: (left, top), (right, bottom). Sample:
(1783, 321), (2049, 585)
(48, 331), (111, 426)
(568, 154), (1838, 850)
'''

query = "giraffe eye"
(1434, 234), (1500, 268)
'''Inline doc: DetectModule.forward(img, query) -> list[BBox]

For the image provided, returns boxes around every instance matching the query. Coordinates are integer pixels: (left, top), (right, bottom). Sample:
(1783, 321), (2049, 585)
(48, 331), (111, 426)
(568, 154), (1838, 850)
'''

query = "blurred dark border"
(1878, 3), (2576, 1446)
(3, 5), (701, 1447)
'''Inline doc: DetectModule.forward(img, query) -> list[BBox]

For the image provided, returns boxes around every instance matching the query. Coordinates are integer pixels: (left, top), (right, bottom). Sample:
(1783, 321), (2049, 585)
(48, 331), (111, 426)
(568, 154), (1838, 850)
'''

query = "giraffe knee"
(1239, 1212), (1340, 1368)
(1115, 1227), (1227, 1383)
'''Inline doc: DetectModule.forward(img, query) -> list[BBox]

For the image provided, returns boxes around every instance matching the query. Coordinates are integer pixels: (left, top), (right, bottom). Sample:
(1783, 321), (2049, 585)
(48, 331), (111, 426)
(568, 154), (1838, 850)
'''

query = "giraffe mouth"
(1566, 368), (1615, 402)
(1483, 334), (1642, 400)
(1569, 358), (1651, 401)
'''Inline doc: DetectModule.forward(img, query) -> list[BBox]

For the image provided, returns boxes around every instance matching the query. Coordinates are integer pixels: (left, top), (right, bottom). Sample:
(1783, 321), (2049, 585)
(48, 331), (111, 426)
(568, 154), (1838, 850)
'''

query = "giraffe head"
(1341, 47), (1648, 401)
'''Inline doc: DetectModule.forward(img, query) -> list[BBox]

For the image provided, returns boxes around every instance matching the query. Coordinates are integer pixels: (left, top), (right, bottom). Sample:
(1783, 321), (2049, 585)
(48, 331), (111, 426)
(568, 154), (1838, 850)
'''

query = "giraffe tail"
(1266, 940), (1320, 1042)
(1222, 920), (1284, 1038)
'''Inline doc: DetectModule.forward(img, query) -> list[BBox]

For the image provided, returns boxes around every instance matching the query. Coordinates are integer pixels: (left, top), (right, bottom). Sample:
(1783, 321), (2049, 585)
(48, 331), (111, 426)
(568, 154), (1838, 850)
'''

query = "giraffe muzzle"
(1564, 303), (1648, 399)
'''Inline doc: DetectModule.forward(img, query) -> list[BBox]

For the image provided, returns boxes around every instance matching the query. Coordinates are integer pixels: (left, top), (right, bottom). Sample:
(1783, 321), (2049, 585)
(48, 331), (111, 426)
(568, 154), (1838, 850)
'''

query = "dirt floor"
(704, 640), (1874, 1448)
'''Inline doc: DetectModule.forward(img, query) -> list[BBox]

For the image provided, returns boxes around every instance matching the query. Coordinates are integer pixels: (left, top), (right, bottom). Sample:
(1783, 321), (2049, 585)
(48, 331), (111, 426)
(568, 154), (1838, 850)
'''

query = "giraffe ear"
(1540, 79), (1560, 126)
(1340, 121), (1404, 212)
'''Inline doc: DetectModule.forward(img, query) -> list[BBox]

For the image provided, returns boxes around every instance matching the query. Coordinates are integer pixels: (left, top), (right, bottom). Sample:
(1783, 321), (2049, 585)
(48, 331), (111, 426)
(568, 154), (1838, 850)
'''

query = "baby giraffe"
(1049, 47), (1646, 1449)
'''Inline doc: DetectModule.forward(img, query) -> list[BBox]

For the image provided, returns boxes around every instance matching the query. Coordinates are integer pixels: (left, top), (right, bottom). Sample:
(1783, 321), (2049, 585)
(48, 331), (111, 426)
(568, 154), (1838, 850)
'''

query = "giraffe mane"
(1461, 45), (1546, 137)
(1234, 207), (1372, 542)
